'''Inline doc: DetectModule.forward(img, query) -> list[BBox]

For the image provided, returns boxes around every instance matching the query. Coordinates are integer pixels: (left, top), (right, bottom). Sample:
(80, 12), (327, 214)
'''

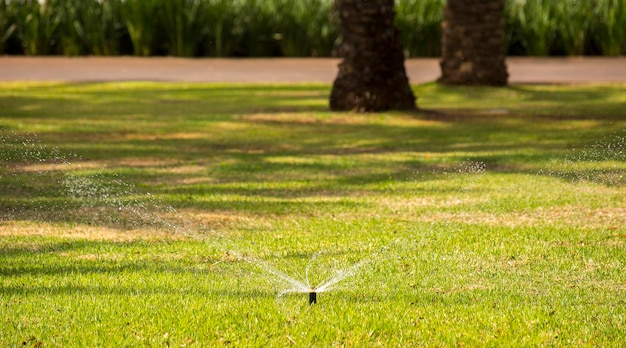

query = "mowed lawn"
(1, 82), (625, 347)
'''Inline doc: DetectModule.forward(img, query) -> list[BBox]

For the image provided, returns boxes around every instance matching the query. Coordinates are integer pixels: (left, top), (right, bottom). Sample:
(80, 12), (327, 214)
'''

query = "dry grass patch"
(0, 220), (181, 241)
(243, 112), (444, 128)
(16, 161), (102, 172)
(179, 209), (270, 231)
(242, 112), (326, 125)
(380, 196), (489, 211)
(113, 157), (180, 168)
(124, 132), (208, 141)
(416, 206), (626, 229)
(14, 158), (184, 172)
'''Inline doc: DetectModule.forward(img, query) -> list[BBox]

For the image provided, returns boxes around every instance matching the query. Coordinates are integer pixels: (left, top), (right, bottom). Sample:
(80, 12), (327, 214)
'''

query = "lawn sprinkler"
(309, 288), (317, 304)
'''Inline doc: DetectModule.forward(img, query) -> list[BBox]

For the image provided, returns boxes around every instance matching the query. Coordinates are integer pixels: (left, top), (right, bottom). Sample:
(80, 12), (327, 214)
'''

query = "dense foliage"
(0, 0), (624, 57)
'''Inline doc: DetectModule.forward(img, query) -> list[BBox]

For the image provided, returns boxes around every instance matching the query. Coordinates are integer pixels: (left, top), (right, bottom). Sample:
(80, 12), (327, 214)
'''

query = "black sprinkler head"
(309, 288), (317, 304)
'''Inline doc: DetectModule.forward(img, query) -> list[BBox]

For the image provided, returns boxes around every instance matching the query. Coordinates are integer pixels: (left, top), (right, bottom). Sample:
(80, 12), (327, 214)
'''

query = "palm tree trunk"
(330, 0), (416, 112)
(439, 0), (508, 86)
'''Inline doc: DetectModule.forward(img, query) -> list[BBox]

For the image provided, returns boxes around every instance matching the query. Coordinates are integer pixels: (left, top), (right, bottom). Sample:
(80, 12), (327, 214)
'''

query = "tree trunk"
(439, 0), (508, 86)
(330, 0), (416, 112)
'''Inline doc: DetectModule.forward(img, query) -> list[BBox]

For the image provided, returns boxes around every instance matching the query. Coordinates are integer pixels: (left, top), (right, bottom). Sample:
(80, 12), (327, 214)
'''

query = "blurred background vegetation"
(0, 0), (624, 57)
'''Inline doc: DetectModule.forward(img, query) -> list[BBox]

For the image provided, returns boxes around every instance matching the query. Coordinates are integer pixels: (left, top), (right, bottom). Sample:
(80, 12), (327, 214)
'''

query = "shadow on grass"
(0, 83), (332, 119)
(414, 82), (626, 120)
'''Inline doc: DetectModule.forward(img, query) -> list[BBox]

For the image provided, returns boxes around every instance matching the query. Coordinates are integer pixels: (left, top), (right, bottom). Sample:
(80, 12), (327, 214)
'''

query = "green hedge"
(1, 0), (624, 57)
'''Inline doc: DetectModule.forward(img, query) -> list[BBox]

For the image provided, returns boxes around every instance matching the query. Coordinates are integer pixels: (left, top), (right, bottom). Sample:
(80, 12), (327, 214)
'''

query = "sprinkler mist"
(309, 288), (317, 305)
(262, 242), (399, 306)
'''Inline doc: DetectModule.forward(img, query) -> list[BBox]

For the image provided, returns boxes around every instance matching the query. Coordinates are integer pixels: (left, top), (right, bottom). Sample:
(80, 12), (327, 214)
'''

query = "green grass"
(1, 82), (625, 346)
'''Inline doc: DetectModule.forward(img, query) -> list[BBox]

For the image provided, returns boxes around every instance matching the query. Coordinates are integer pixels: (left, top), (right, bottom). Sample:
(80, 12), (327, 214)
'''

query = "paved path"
(0, 56), (625, 83)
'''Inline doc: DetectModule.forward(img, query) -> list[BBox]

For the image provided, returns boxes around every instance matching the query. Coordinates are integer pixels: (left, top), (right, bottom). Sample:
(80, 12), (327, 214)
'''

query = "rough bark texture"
(439, 0), (509, 86)
(330, 0), (416, 112)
